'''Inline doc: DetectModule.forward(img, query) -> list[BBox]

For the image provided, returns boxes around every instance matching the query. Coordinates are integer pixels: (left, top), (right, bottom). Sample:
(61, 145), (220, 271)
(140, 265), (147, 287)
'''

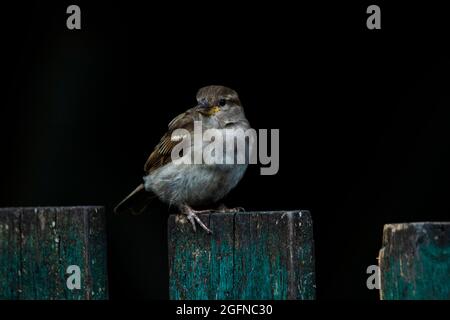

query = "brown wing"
(144, 108), (196, 173)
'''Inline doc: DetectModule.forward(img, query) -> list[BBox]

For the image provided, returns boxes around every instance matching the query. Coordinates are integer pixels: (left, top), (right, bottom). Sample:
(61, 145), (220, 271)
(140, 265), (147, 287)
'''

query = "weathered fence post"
(168, 210), (315, 300)
(379, 222), (450, 300)
(0, 206), (108, 300)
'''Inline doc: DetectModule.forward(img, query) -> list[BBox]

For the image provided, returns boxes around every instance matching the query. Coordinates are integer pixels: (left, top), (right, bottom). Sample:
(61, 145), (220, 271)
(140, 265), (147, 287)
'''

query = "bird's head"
(195, 85), (246, 124)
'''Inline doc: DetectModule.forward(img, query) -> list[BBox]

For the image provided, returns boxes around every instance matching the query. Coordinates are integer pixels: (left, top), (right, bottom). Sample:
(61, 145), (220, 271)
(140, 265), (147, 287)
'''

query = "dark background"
(1, 1), (449, 300)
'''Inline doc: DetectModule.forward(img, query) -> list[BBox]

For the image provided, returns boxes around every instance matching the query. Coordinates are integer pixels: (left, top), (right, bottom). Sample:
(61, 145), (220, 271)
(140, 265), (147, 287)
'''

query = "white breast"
(143, 126), (253, 207)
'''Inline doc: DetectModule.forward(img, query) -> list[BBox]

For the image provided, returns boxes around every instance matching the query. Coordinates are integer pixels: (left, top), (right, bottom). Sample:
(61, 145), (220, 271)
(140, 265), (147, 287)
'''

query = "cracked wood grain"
(168, 210), (315, 300)
(379, 222), (450, 300)
(0, 207), (108, 300)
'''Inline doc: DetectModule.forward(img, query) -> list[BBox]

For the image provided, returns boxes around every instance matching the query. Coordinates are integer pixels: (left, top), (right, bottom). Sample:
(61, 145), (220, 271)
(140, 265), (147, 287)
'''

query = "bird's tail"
(114, 184), (156, 215)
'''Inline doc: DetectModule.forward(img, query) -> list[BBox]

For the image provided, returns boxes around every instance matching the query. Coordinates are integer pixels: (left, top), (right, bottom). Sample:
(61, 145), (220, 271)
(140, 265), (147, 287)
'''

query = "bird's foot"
(217, 204), (245, 213)
(180, 205), (213, 234)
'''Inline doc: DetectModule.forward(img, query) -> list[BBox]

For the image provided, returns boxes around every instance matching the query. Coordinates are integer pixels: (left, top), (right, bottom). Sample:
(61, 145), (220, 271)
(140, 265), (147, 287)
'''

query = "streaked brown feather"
(144, 108), (196, 173)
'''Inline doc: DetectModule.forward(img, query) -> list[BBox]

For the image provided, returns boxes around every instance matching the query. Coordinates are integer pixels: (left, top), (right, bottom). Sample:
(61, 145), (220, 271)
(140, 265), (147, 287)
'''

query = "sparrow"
(114, 85), (252, 233)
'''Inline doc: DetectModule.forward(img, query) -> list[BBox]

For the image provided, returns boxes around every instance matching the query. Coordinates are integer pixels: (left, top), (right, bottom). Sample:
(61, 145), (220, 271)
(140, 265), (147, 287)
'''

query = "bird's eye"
(219, 98), (227, 106)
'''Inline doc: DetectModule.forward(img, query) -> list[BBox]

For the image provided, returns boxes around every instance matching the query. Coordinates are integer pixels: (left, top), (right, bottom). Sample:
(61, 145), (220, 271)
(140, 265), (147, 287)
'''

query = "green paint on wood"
(0, 207), (108, 300)
(210, 213), (234, 299)
(168, 211), (315, 300)
(379, 222), (450, 300)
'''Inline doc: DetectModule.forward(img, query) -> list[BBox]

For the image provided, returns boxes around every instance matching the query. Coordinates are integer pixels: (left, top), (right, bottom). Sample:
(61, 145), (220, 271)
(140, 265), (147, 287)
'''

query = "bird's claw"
(186, 213), (197, 232)
(181, 206), (212, 234)
(217, 205), (245, 213)
(195, 214), (212, 234)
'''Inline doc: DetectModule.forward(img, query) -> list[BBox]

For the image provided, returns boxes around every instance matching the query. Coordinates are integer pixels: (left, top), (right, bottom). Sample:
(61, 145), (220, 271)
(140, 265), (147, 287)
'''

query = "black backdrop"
(1, 2), (449, 300)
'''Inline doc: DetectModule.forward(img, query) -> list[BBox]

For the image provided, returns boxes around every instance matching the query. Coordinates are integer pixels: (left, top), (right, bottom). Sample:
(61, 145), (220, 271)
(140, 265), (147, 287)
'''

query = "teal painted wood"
(0, 207), (108, 300)
(379, 222), (450, 300)
(168, 211), (315, 300)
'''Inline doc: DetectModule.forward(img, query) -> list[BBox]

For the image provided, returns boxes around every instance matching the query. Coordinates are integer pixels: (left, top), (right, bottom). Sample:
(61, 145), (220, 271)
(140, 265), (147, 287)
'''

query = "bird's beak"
(198, 105), (220, 116)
